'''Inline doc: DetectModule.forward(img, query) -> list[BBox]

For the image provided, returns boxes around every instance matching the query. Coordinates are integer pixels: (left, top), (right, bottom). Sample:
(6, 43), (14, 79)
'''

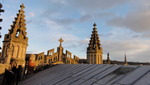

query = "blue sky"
(1, 0), (150, 62)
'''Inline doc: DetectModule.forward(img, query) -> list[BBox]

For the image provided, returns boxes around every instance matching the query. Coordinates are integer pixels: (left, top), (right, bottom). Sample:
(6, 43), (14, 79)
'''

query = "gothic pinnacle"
(93, 23), (97, 28)
(87, 23), (103, 64)
(20, 3), (25, 10)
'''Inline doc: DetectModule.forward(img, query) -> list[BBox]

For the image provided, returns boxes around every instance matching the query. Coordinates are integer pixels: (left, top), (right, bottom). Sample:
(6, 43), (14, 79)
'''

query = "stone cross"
(59, 38), (64, 47)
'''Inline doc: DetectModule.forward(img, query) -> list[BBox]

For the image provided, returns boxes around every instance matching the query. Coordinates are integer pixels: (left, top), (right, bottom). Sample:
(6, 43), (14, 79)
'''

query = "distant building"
(103, 53), (150, 65)
(106, 53), (111, 64)
(124, 54), (128, 65)
(27, 38), (79, 70)
(44, 38), (79, 65)
(87, 23), (103, 64)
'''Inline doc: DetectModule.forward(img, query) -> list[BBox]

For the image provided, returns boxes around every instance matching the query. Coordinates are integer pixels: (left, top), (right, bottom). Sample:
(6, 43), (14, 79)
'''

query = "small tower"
(1, 4), (28, 67)
(57, 38), (64, 61)
(107, 53), (111, 64)
(124, 54), (128, 65)
(87, 23), (103, 64)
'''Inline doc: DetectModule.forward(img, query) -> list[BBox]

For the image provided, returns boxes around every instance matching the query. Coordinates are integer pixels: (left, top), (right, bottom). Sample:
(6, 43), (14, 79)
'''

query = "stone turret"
(1, 4), (28, 67)
(87, 23), (103, 64)
(124, 54), (128, 65)
(107, 53), (111, 64)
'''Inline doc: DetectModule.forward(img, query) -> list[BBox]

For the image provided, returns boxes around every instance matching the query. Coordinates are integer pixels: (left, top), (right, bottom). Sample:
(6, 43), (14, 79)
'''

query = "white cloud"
(28, 12), (35, 17)
(70, 0), (127, 12)
(79, 38), (89, 45)
(106, 0), (150, 33)
(52, 0), (67, 5)
(102, 39), (150, 62)
(5, 4), (10, 8)
(107, 9), (150, 32)
(52, 34), (79, 43)
(44, 19), (64, 30)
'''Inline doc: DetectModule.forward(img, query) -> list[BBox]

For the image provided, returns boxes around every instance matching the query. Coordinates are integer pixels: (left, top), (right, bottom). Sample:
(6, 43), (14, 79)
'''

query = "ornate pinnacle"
(20, 3), (25, 10)
(5, 3), (27, 41)
(88, 23), (101, 51)
(93, 23), (97, 31)
(93, 23), (97, 28)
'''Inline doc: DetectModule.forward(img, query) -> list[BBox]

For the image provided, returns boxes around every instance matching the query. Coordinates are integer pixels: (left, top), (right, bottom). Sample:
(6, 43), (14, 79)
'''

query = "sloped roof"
(20, 64), (150, 85)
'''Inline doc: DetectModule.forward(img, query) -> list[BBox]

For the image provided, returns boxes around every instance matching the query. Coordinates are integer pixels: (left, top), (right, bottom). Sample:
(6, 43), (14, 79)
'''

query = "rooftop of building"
(20, 64), (150, 85)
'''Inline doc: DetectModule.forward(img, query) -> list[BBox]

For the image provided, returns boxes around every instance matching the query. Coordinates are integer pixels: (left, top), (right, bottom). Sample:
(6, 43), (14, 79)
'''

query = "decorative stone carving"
(87, 23), (103, 64)
(1, 4), (28, 67)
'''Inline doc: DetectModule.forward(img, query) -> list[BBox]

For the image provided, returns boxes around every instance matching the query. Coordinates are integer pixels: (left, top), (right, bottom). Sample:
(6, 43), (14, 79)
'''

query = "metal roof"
(20, 64), (150, 85)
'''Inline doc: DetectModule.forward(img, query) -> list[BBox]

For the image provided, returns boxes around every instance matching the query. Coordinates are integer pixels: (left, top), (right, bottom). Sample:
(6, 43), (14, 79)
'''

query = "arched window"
(16, 30), (20, 37)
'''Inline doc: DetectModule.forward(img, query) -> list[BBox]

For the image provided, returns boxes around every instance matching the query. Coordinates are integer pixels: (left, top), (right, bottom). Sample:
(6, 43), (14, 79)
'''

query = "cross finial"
(58, 38), (64, 47)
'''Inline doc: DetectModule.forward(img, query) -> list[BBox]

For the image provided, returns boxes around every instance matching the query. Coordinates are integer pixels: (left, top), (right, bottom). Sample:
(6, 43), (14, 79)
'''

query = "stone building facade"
(0, 4), (28, 68)
(87, 23), (103, 64)
(46, 38), (79, 65)
(27, 38), (79, 70)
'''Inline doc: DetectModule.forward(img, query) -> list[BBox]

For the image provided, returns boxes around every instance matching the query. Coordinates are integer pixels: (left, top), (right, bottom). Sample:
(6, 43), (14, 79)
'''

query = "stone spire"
(124, 53), (128, 65)
(4, 3), (28, 43)
(87, 23), (103, 64)
(107, 53), (111, 64)
(87, 23), (102, 51)
(1, 4), (28, 67)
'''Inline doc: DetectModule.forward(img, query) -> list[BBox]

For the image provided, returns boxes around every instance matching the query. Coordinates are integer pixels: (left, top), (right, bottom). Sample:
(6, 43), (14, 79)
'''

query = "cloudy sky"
(1, 0), (150, 62)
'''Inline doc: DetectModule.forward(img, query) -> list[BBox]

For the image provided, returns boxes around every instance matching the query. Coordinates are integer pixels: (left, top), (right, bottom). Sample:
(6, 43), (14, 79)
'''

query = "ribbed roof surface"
(20, 64), (150, 85)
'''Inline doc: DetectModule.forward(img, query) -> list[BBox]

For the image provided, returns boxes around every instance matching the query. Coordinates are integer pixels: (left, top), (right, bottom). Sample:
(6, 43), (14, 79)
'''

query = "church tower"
(1, 4), (28, 67)
(87, 23), (103, 64)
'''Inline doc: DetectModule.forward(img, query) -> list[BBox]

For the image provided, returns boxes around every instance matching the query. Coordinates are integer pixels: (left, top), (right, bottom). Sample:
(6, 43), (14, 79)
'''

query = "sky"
(1, 0), (150, 62)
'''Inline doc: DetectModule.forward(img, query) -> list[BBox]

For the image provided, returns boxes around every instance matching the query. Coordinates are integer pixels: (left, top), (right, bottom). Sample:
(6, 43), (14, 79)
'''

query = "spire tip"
(20, 3), (25, 9)
(93, 23), (97, 27)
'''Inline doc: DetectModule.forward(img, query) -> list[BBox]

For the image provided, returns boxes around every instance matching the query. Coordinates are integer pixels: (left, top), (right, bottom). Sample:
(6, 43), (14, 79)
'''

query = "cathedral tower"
(1, 4), (28, 67)
(87, 23), (103, 64)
